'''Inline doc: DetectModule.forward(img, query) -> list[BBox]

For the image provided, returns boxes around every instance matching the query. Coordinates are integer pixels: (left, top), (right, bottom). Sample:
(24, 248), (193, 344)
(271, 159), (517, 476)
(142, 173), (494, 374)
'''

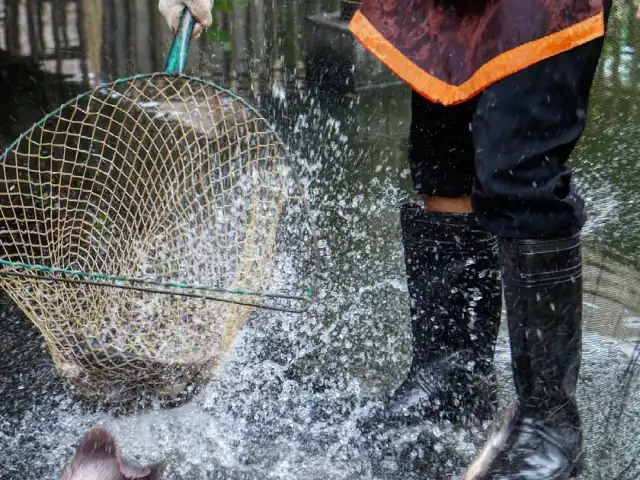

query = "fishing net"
(0, 14), (309, 406)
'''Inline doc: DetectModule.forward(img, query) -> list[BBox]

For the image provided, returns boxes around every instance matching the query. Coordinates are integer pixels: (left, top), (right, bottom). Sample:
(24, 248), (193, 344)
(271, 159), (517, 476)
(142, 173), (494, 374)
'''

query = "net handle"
(164, 9), (196, 74)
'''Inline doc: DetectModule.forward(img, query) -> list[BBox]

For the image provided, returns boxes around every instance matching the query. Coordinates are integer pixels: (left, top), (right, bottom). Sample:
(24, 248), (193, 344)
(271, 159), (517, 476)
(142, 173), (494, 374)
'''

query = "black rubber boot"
(464, 234), (584, 480)
(371, 203), (503, 428)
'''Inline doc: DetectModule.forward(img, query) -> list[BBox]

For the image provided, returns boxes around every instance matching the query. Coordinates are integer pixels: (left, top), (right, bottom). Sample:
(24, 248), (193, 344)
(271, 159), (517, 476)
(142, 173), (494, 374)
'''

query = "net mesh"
(583, 246), (640, 340)
(0, 74), (299, 406)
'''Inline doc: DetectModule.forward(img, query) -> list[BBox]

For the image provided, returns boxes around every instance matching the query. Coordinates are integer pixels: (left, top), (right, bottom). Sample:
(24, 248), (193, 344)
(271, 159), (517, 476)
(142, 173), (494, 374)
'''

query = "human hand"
(158, 0), (213, 37)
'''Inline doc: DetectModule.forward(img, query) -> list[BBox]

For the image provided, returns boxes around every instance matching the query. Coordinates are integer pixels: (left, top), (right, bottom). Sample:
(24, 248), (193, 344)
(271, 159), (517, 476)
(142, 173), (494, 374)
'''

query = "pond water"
(1, 1), (640, 479)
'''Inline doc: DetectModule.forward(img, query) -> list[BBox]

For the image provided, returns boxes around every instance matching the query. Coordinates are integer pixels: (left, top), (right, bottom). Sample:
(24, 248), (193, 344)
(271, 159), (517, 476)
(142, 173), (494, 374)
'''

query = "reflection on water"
(0, 1), (639, 479)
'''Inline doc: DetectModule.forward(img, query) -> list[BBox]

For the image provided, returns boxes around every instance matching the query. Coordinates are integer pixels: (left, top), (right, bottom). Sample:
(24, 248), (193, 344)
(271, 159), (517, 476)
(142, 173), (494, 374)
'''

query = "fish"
(462, 403), (517, 480)
(60, 427), (166, 480)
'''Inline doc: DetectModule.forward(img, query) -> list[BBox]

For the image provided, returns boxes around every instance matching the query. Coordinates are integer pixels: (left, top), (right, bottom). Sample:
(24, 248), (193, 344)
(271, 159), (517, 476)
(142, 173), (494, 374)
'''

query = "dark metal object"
(340, 1), (361, 21)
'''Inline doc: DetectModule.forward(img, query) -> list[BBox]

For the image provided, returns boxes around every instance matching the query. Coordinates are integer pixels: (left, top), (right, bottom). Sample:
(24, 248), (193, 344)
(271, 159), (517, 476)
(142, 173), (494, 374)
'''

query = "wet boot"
(465, 234), (583, 480)
(369, 203), (503, 428)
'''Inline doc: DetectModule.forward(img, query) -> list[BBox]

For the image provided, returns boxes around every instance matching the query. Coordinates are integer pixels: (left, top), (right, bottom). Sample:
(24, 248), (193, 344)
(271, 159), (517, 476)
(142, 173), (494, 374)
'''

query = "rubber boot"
(464, 233), (583, 480)
(373, 203), (503, 428)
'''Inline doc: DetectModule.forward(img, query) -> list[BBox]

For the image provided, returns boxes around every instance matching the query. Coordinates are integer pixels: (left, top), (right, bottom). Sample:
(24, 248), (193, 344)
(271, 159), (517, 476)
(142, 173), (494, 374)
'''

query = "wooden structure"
(0, 0), (290, 90)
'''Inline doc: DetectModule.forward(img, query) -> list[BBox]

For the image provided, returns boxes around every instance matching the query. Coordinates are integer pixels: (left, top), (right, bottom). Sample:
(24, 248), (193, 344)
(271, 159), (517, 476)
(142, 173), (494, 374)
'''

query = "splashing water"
(2, 82), (640, 480)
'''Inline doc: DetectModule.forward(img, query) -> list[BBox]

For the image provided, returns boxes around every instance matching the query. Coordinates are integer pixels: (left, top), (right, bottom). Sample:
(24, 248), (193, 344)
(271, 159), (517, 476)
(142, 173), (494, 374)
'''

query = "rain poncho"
(349, 0), (606, 105)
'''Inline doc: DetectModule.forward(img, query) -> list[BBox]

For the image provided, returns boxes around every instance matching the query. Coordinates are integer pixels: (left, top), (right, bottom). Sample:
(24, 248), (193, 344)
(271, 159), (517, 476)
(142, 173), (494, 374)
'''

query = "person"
(158, 0), (612, 478)
(158, 0), (213, 38)
(347, 0), (612, 478)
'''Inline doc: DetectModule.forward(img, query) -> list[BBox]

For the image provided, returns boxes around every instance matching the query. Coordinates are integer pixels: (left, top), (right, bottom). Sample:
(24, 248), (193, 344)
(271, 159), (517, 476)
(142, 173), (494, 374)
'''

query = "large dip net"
(0, 13), (310, 406)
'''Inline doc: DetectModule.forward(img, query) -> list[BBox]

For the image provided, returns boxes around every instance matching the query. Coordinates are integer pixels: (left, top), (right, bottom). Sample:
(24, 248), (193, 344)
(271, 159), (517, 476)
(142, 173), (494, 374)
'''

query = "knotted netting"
(0, 73), (307, 406)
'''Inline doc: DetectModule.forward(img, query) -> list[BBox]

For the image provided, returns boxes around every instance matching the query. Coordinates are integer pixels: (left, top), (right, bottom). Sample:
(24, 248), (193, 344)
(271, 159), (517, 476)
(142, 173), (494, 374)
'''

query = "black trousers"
(408, 5), (611, 240)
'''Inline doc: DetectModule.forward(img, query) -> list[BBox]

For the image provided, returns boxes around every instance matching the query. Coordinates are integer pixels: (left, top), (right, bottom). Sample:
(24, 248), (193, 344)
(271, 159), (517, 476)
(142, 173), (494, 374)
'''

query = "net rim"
(0, 72), (292, 166)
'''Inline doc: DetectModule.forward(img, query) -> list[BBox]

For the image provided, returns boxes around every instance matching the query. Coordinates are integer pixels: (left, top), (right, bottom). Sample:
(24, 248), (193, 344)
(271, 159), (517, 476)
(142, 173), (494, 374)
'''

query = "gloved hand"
(158, 0), (213, 37)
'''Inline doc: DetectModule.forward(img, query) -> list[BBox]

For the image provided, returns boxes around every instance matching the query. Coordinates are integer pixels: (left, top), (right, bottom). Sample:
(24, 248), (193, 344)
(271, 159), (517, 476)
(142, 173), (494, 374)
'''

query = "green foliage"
(204, 0), (248, 52)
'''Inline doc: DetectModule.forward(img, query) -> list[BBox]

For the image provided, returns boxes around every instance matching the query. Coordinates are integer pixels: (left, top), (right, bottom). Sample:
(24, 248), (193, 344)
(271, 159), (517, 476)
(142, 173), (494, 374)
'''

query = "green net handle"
(164, 9), (196, 74)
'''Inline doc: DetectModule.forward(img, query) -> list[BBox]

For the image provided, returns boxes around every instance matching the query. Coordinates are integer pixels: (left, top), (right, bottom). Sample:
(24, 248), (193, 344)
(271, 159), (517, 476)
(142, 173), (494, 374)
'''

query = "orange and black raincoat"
(349, 0), (606, 105)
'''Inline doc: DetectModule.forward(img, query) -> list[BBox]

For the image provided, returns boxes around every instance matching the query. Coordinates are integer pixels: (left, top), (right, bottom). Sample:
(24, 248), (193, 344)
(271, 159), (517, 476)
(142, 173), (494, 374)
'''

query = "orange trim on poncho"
(349, 9), (605, 106)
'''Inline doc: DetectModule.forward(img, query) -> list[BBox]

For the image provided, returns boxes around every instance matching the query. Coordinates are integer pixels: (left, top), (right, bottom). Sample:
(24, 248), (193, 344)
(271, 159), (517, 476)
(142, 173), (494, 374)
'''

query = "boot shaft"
(500, 234), (582, 413)
(400, 204), (502, 375)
